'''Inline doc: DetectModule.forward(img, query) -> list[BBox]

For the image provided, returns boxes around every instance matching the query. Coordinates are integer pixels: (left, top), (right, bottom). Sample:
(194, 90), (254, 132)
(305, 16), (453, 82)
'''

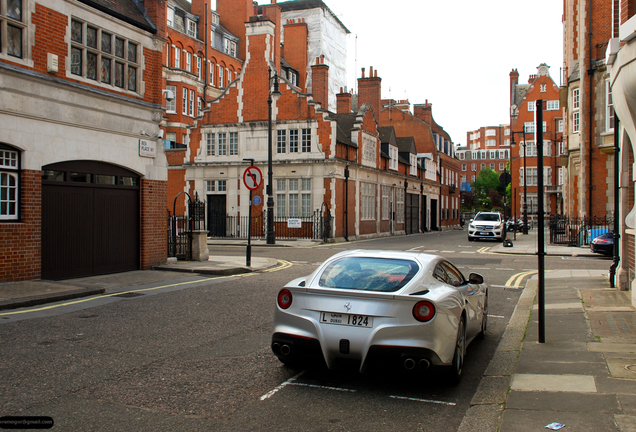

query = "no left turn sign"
(243, 166), (263, 191)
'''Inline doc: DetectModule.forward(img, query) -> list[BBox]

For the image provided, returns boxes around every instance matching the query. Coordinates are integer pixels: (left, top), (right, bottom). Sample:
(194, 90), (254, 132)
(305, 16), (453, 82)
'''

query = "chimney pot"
(361, 67), (365, 78)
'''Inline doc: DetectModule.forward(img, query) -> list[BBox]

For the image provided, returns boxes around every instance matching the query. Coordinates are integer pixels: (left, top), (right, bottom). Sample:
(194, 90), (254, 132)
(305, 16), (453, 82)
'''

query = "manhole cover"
(114, 292), (145, 298)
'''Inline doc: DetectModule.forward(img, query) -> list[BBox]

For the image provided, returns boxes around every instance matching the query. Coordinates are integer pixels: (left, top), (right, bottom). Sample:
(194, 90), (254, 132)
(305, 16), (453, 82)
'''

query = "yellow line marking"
(505, 271), (538, 287)
(477, 247), (491, 253)
(0, 259), (292, 316)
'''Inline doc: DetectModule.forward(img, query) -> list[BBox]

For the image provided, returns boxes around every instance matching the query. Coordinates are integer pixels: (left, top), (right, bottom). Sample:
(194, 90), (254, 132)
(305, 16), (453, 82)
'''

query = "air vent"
(339, 339), (350, 354)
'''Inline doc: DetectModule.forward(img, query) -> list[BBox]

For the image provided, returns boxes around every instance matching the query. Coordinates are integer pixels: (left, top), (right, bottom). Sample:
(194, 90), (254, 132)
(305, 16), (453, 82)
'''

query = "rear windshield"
(318, 257), (419, 292)
(475, 213), (500, 222)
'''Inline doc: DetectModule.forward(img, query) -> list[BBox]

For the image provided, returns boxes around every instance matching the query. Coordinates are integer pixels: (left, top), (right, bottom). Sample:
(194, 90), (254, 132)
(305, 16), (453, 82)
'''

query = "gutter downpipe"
(587, 0), (594, 217)
(344, 165), (349, 241)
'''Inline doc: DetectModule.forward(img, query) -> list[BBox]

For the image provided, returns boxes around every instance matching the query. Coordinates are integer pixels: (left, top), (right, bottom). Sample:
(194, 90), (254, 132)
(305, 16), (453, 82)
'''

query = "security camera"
(162, 89), (175, 101)
(158, 130), (164, 139)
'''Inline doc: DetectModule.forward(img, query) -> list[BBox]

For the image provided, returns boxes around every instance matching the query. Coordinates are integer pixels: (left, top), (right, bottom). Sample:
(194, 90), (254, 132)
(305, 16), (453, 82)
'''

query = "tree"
(471, 168), (505, 211)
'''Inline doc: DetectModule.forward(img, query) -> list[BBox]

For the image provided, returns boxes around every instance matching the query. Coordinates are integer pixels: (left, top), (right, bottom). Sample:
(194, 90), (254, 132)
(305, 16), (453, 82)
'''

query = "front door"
(207, 194), (226, 237)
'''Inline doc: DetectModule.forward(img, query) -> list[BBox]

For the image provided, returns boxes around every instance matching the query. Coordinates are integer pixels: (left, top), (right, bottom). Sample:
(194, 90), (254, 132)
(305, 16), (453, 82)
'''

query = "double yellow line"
(505, 271), (538, 288)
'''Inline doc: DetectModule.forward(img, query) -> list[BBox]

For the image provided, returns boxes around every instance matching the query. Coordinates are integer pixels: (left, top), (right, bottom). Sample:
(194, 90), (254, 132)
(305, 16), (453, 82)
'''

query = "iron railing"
(548, 215), (613, 247)
(209, 209), (330, 240)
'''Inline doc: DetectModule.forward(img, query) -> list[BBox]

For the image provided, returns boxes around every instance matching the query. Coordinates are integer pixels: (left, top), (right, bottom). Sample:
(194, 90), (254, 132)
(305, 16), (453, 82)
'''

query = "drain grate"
(114, 292), (145, 298)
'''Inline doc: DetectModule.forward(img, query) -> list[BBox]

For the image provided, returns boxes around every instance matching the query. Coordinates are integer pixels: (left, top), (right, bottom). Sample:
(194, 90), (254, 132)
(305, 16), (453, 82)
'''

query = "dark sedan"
(591, 232), (614, 255)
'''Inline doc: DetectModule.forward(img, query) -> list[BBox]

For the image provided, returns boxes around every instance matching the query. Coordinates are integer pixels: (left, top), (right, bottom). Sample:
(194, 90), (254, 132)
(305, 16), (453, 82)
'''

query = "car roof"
(323, 249), (442, 267)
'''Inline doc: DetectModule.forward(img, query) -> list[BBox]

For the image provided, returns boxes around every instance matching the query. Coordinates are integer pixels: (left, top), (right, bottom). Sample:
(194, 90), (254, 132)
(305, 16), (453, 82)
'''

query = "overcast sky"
(226, 1), (563, 147)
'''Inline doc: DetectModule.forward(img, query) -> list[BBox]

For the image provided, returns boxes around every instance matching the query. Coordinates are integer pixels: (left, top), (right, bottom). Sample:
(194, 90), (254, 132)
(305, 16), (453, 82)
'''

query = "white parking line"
(260, 372), (304, 401)
(389, 395), (456, 406)
(488, 315), (505, 319)
(289, 382), (357, 393)
(495, 268), (515, 271)
(490, 285), (522, 289)
(460, 251), (476, 254)
(440, 250), (455, 253)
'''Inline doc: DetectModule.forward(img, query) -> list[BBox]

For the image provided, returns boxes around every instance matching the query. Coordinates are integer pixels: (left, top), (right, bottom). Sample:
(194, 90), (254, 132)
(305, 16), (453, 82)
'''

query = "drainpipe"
(610, 115), (620, 287)
(587, 0), (594, 217)
(344, 165), (349, 241)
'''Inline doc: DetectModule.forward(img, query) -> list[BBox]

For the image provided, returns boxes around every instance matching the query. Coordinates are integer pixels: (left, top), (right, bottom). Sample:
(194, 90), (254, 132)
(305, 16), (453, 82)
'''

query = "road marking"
(495, 268), (515, 271)
(389, 395), (456, 406)
(477, 247), (491, 253)
(505, 271), (538, 288)
(260, 372), (304, 401)
(440, 250), (455, 253)
(490, 285), (522, 289)
(460, 251), (476, 254)
(289, 382), (357, 393)
(0, 260), (292, 317)
(488, 315), (506, 318)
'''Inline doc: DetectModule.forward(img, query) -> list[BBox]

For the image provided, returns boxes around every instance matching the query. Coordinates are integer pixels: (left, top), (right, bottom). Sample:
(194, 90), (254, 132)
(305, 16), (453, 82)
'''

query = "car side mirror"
(468, 273), (484, 284)
(469, 219), (473, 223)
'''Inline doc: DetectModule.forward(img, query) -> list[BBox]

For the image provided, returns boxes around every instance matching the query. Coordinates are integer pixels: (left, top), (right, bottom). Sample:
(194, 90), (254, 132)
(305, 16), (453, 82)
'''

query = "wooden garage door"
(41, 161), (140, 280)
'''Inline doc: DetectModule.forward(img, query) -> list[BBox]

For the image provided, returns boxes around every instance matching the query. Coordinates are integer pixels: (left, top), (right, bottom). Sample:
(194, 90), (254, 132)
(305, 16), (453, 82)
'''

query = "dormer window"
(187, 19), (197, 38)
(167, 7), (174, 27)
(224, 38), (236, 57)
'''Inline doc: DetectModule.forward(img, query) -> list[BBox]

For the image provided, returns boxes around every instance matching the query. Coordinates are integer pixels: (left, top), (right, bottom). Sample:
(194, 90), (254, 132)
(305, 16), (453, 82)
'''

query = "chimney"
(311, 56), (329, 108)
(509, 68), (519, 106)
(216, 0), (253, 61)
(337, 87), (352, 114)
(142, 0), (167, 36)
(413, 100), (433, 124)
(261, 3), (281, 68)
(241, 16), (277, 122)
(282, 19), (308, 90)
(190, 0), (208, 41)
(357, 66), (381, 123)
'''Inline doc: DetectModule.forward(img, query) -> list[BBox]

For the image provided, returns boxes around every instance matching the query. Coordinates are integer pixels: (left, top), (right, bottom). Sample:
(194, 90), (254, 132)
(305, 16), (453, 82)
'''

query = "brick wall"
(140, 179), (168, 269)
(0, 171), (41, 282)
(32, 4), (67, 77)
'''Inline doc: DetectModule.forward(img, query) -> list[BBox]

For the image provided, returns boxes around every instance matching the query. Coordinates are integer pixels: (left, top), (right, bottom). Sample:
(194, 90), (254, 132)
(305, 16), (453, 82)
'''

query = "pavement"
(1, 231), (633, 431)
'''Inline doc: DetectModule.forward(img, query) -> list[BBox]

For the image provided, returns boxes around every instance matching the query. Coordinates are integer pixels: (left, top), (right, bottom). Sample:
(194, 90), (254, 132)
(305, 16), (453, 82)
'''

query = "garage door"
(41, 161), (140, 280)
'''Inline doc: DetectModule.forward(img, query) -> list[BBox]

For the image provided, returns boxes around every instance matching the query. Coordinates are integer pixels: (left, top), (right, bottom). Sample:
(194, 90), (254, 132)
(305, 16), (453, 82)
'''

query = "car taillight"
(277, 289), (293, 309)
(413, 301), (435, 322)
(594, 238), (608, 244)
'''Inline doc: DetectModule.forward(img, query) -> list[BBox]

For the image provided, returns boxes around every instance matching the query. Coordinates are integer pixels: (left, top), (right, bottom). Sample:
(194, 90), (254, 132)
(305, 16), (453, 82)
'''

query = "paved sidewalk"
(460, 231), (634, 431)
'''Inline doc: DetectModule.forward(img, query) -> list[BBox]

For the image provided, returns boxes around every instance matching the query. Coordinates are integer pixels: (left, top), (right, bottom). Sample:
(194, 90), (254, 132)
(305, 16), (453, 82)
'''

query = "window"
(499, 163), (505, 171)
(572, 88), (580, 109)
(167, 7), (174, 27)
(209, 62), (215, 86)
(0, 144), (19, 220)
(218, 65), (223, 88)
(189, 89), (195, 116)
(361, 183), (375, 220)
(182, 88), (187, 115)
(224, 38), (236, 56)
(174, 47), (180, 68)
(185, 51), (191, 72)
(528, 102), (535, 112)
(277, 130), (286, 153)
(276, 179), (311, 218)
(187, 19), (197, 38)
(524, 122), (546, 133)
(490, 163), (495, 170)
(573, 111), (580, 133)
(389, 146), (398, 171)
(217, 132), (227, 155)
(558, 119), (564, 133)
(540, 84), (547, 92)
(206, 180), (226, 192)
(485, 139), (496, 147)
(166, 85), (176, 113)
(382, 186), (390, 220)
(1, 0), (26, 59)
(229, 132), (238, 155)
(606, 80), (614, 131)
(301, 129), (311, 152)
(206, 133), (215, 155)
(471, 163), (476, 171)
(485, 129), (496, 136)
(396, 189), (404, 223)
(462, 164), (467, 171)
(196, 56), (201, 79)
(70, 19), (138, 92)
(289, 130), (298, 153)
(546, 100), (560, 111)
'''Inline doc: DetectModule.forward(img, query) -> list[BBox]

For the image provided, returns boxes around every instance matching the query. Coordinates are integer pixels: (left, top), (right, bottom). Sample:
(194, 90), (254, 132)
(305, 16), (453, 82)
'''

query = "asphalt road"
(0, 230), (611, 431)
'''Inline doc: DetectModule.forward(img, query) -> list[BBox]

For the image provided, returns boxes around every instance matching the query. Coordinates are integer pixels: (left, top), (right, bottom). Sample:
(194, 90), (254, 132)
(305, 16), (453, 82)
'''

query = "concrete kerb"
(458, 279), (539, 432)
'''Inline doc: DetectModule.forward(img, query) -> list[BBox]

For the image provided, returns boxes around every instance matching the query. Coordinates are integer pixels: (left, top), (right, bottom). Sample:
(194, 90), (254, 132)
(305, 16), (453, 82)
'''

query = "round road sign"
(243, 166), (263, 191)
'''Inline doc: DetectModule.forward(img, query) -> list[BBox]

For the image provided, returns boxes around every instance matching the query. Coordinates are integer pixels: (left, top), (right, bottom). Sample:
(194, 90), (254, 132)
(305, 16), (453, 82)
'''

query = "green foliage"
(470, 168), (506, 211)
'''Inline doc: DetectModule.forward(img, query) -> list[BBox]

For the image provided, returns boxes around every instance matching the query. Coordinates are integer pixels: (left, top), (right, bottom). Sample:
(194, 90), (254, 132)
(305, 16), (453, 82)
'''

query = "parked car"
(271, 250), (488, 384)
(591, 232), (614, 256)
(468, 212), (504, 241)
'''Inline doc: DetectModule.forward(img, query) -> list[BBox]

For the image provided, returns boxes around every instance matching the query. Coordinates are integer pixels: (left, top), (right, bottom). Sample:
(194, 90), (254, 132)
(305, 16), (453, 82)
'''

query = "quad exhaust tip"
(404, 358), (430, 371)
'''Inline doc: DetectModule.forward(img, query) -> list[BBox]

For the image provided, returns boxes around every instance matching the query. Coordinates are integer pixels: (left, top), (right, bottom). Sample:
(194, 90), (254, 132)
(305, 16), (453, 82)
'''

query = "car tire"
(468, 236), (474, 242)
(448, 318), (465, 385)
(478, 295), (488, 339)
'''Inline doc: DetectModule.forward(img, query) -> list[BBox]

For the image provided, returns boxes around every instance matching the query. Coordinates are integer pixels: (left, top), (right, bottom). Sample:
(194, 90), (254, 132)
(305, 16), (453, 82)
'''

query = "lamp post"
(243, 158), (255, 266)
(266, 68), (281, 245)
(511, 130), (529, 235)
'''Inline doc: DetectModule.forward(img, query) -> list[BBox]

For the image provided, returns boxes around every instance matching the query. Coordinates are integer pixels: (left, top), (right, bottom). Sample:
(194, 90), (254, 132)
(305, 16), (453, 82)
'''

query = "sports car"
(271, 250), (488, 383)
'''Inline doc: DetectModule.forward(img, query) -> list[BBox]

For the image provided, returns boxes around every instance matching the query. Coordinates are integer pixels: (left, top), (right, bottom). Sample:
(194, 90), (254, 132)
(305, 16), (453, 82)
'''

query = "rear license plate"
(320, 312), (373, 327)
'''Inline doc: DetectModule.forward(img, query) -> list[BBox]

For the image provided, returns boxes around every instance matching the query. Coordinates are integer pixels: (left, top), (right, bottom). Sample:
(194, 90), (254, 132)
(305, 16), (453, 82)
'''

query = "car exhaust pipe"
(404, 358), (416, 370)
(280, 344), (291, 356)
(418, 359), (430, 370)
(272, 342), (281, 354)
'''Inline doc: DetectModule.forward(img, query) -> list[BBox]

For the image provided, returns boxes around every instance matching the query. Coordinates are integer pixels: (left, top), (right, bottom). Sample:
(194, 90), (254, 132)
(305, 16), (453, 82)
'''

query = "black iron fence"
(168, 195), (206, 260)
(209, 209), (330, 241)
(549, 215), (613, 247)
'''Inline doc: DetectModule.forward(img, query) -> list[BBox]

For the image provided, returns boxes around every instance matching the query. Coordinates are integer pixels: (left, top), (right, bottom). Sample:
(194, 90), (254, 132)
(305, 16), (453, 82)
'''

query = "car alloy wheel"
(448, 318), (465, 384)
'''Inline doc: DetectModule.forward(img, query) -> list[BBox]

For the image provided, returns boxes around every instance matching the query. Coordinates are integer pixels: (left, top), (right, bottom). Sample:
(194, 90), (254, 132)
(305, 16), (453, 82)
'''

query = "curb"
(458, 279), (538, 431)
(0, 288), (106, 311)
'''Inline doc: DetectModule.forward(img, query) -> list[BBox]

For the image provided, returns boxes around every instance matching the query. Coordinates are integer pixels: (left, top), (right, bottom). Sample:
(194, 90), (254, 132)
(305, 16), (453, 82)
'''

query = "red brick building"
(0, 0), (168, 282)
(509, 64), (565, 221)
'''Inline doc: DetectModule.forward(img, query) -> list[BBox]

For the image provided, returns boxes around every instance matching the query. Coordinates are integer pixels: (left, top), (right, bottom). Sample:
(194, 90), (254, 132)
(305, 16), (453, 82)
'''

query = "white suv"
(468, 212), (504, 241)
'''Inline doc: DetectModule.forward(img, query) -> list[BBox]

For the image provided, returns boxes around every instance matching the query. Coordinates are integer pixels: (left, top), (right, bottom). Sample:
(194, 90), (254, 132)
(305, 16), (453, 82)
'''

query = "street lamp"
(511, 130), (529, 235)
(266, 68), (281, 245)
